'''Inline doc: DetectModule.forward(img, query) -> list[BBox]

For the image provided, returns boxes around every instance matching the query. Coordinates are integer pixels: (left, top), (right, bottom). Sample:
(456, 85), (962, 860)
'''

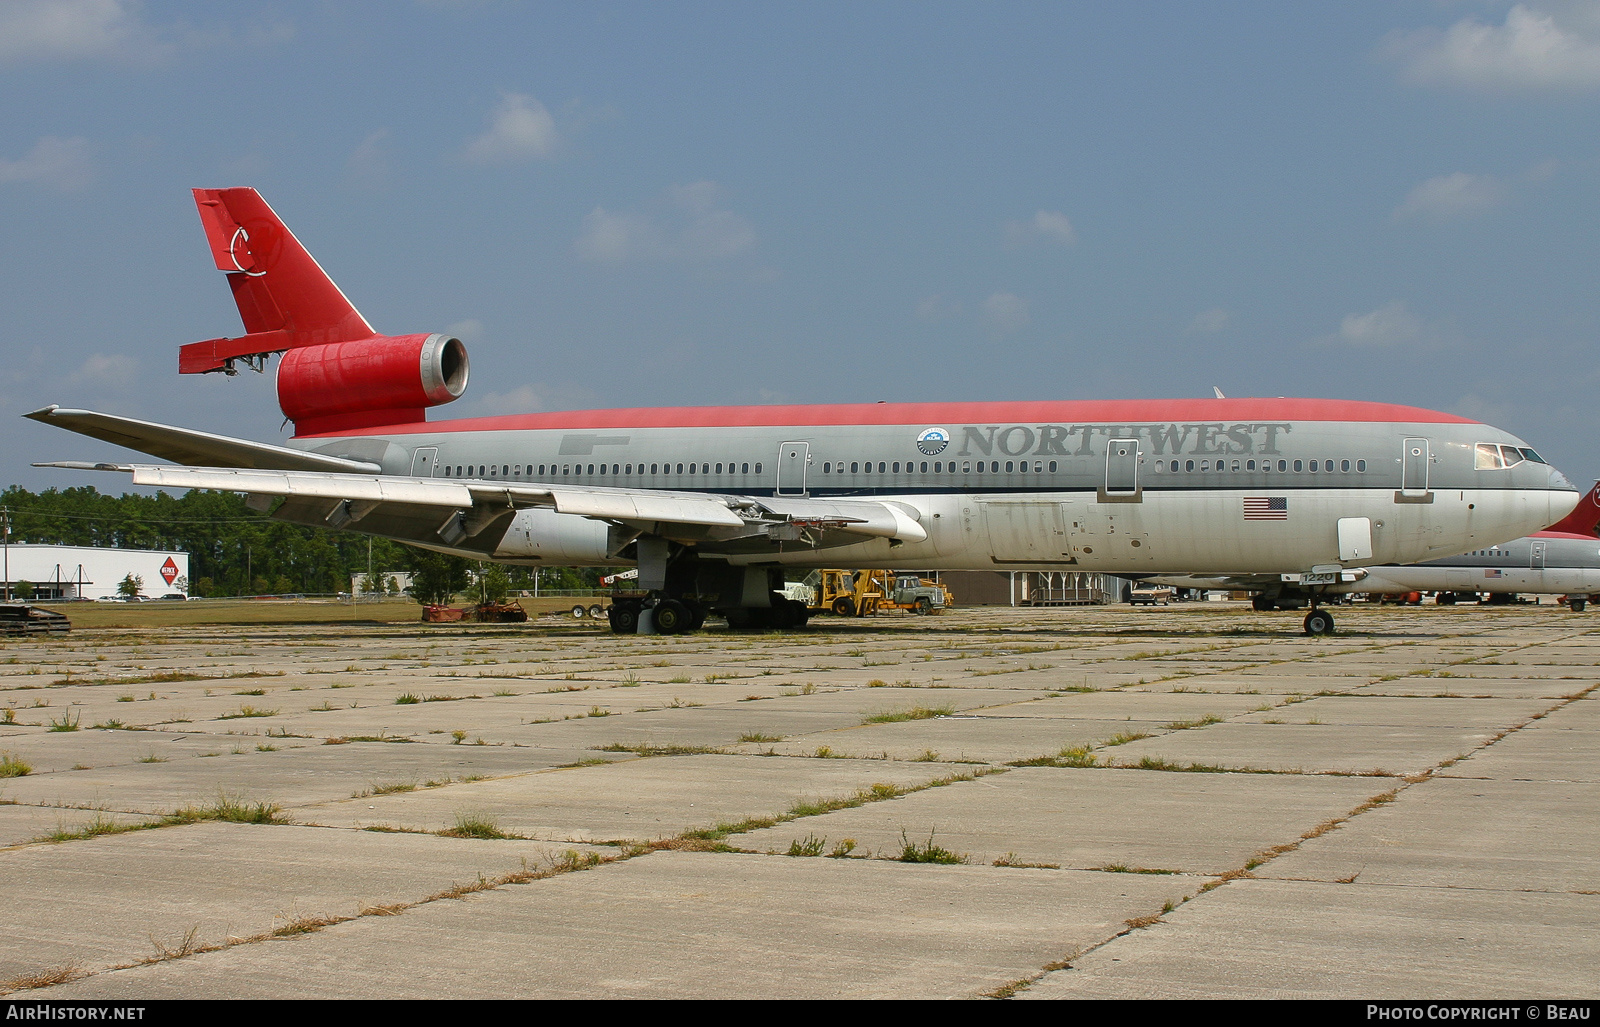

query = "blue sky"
(4, 0), (1600, 491)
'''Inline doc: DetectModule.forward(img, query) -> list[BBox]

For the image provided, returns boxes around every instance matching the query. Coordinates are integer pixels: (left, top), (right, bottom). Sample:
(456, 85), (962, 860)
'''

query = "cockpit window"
(1520, 447), (1546, 464)
(1475, 443), (1505, 470)
(1498, 445), (1524, 468)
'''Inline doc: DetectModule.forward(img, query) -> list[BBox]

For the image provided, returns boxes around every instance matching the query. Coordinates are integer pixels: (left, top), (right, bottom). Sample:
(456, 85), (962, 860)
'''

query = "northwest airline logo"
(916, 428), (950, 456)
(952, 422), (1294, 457)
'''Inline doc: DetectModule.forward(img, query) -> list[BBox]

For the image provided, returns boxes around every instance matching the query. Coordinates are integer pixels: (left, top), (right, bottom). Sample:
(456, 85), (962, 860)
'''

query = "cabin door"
(776, 442), (810, 496)
(411, 447), (439, 477)
(1105, 439), (1140, 496)
(1401, 438), (1430, 495)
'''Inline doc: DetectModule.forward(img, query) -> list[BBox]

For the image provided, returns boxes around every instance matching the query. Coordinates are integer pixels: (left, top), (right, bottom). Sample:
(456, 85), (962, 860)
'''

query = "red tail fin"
(1545, 480), (1600, 537)
(180, 188), (375, 374)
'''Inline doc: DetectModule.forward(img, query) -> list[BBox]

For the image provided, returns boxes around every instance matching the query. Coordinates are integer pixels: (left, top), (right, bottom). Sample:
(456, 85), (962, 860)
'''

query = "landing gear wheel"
(1437, 592), (1457, 606)
(1571, 597), (1587, 613)
(685, 601), (707, 631)
(653, 599), (690, 635)
(1303, 609), (1335, 636)
(832, 597), (855, 617)
(1251, 595), (1275, 612)
(789, 598), (811, 627)
(607, 604), (638, 634)
(769, 597), (800, 629)
(588, 604), (605, 620)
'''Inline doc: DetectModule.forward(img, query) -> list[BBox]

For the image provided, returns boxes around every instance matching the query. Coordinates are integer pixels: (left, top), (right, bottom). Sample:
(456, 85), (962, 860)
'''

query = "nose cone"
(1545, 465), (1581, 527)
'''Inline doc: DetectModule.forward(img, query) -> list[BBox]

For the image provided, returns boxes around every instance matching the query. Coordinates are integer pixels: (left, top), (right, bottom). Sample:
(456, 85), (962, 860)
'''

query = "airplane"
(1157, 482), (1600, 611)
(24, 188), (1582, 637)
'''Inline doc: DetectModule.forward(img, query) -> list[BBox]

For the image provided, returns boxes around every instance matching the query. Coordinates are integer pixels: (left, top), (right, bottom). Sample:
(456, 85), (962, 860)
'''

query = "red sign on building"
(160, 557), (179, 586)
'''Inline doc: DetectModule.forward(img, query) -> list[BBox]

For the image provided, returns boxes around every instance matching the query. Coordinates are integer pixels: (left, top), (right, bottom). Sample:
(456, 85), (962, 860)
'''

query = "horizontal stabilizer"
(23, 406), (382, 473)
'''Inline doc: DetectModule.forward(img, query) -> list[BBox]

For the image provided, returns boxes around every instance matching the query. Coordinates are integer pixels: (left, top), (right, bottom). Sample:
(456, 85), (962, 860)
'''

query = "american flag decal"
(1485, 569), (1503, 578)
(1243, 497), (1288, 520)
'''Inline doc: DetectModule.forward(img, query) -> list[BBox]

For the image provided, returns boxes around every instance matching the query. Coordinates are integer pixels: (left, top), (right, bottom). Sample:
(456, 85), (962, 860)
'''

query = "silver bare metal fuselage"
(287, 409), (1578, 577)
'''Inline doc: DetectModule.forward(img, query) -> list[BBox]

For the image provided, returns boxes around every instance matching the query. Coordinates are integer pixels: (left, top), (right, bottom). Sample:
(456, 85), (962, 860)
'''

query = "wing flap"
(546, 489), (746, 528)
(756, 496), (928, 543)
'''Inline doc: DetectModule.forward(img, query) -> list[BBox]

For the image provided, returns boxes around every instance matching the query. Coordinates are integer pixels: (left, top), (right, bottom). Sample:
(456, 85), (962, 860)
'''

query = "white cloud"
(983, 292), (1030, 333)
(69, 353), (137, 385)
(1337, 301), (1424, 346)
(1394, 172), (1505, 222)
(463, 92), (561, 164)
(467, 384), (545, 416)
(914, 295), (962, 322)
(0, 137), (92, 191)
(0, 0), (171, 64)
(575, 181), (755, 264)
(344, 129), (392, 189)
(465, 381), (598, 417)
(444, 318), (485, 343)
(1004, 209), (1076, 247)
(1187, 308), (1231, 334)
(1382, 4), (1600, 92)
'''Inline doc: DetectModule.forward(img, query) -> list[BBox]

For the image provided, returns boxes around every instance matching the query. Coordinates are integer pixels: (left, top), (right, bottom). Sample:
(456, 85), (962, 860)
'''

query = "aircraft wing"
(34, 462), (928, 555)
(24, 406), (382, 473)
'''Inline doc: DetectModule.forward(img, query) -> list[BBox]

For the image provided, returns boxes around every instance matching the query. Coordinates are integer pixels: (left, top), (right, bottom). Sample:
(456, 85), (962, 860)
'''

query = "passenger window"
(1201, 460), (1210, 472)
(1231, 460), (1240, 472)
(717, 463), (724, 473)
(1340, 460), (1350, 472)
(921, 461), (929, 472)
(934, 462), (941, 472)
(1293, 460), (1303, 472)
(1308, 461), (1317, 473)
(1048, 461), (1057, 472)
(1357, 460), (1366, 472)
(893, 462), (901, 473)
(963, 461), (971, 473)
(877, 462), (884, 473)
(754, 463), (761, 474)
(743, 463), (750, 474)
(1247, 460), (1256, 471)
(850, 462), (858, 473)
(1185, 460), (1195, 472)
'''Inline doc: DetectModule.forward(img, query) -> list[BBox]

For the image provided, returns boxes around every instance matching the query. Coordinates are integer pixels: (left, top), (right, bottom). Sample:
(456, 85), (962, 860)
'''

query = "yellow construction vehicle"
(803, 570), (885, 616)
(803, 570), (953, 616)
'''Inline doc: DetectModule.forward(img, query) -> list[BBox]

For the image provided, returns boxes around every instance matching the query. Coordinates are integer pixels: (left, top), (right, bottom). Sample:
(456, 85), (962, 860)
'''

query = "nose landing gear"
(1302, 607), (1336, 636)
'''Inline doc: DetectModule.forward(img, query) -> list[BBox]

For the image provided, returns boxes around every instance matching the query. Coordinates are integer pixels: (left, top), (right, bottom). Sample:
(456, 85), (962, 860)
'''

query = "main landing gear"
(606, 594), (708, 636)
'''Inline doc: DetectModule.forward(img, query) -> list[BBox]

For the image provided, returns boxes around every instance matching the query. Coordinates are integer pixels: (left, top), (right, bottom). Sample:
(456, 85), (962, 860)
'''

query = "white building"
(1, 544), (190, 601)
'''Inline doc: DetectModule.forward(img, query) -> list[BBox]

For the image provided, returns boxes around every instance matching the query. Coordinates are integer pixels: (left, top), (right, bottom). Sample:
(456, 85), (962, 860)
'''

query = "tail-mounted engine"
(180, 187), (470, 434)
(277, 333), (468, 435)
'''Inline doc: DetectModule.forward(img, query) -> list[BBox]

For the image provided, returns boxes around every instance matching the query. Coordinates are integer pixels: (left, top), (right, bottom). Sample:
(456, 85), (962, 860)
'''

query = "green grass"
(440, 812), (517, 839)
(1164, 714), (1225, 730)
(785, 833), (827, 857)
(395, 693), (420, 704)
(737, 732), (783, 743)
(862, 705), (954, 725)
(898, 829), (966, 864)
(47, 709), (80, 732)
(0, 753), (32, 778)
(218, 706), (278, 720)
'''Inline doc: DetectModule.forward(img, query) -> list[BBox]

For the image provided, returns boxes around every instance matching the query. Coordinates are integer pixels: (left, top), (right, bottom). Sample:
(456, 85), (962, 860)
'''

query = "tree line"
(1, 485), (602, 601)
